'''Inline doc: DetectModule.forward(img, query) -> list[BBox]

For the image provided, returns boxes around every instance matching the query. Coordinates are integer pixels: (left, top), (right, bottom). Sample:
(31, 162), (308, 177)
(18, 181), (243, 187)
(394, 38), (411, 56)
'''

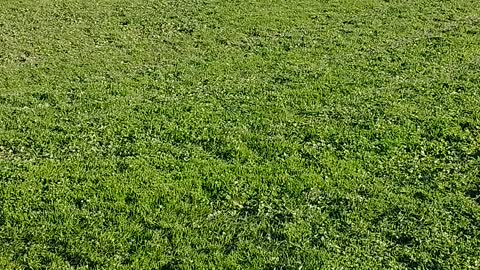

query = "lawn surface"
(1, 0), (480, 269)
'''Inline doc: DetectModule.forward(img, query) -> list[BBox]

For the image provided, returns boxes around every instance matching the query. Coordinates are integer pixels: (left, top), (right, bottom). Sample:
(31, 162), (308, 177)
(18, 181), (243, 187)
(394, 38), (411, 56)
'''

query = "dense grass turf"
(1, 0), (480, 268)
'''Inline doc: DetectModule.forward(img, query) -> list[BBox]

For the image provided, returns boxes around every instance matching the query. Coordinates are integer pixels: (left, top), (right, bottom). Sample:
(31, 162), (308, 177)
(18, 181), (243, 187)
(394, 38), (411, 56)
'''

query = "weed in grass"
(1, 0), (480, 269)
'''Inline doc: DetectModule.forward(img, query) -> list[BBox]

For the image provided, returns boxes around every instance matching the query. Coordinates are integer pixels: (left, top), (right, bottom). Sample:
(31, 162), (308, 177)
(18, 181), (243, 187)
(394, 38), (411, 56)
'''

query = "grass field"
(1, 0), (480, 269)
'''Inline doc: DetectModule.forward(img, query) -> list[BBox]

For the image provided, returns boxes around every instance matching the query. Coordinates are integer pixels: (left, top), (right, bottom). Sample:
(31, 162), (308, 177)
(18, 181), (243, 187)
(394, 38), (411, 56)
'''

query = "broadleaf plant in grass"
(0, 0), (479, 269)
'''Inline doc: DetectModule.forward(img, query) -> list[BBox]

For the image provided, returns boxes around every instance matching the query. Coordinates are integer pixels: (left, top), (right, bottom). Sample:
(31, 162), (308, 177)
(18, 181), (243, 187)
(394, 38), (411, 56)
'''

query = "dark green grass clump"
(1, 0), (479, 269)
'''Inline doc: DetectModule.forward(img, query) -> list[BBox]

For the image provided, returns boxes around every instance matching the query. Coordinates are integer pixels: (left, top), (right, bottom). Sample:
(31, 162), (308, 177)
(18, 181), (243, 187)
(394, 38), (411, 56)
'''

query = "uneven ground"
(1, 0), (480, 269)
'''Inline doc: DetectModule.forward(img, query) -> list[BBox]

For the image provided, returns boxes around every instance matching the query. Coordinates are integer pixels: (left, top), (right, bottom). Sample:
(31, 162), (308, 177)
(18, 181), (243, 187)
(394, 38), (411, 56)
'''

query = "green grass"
(1, 0), (480, 269)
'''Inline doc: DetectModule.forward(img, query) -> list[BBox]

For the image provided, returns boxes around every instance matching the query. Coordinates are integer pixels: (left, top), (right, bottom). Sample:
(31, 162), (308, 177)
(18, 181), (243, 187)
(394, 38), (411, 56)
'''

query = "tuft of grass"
(1, 0), (480, 269)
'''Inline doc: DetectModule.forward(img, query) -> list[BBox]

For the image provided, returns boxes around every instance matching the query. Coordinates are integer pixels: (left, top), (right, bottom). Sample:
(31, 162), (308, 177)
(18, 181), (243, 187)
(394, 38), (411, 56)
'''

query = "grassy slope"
(1, 0), (479, 269)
